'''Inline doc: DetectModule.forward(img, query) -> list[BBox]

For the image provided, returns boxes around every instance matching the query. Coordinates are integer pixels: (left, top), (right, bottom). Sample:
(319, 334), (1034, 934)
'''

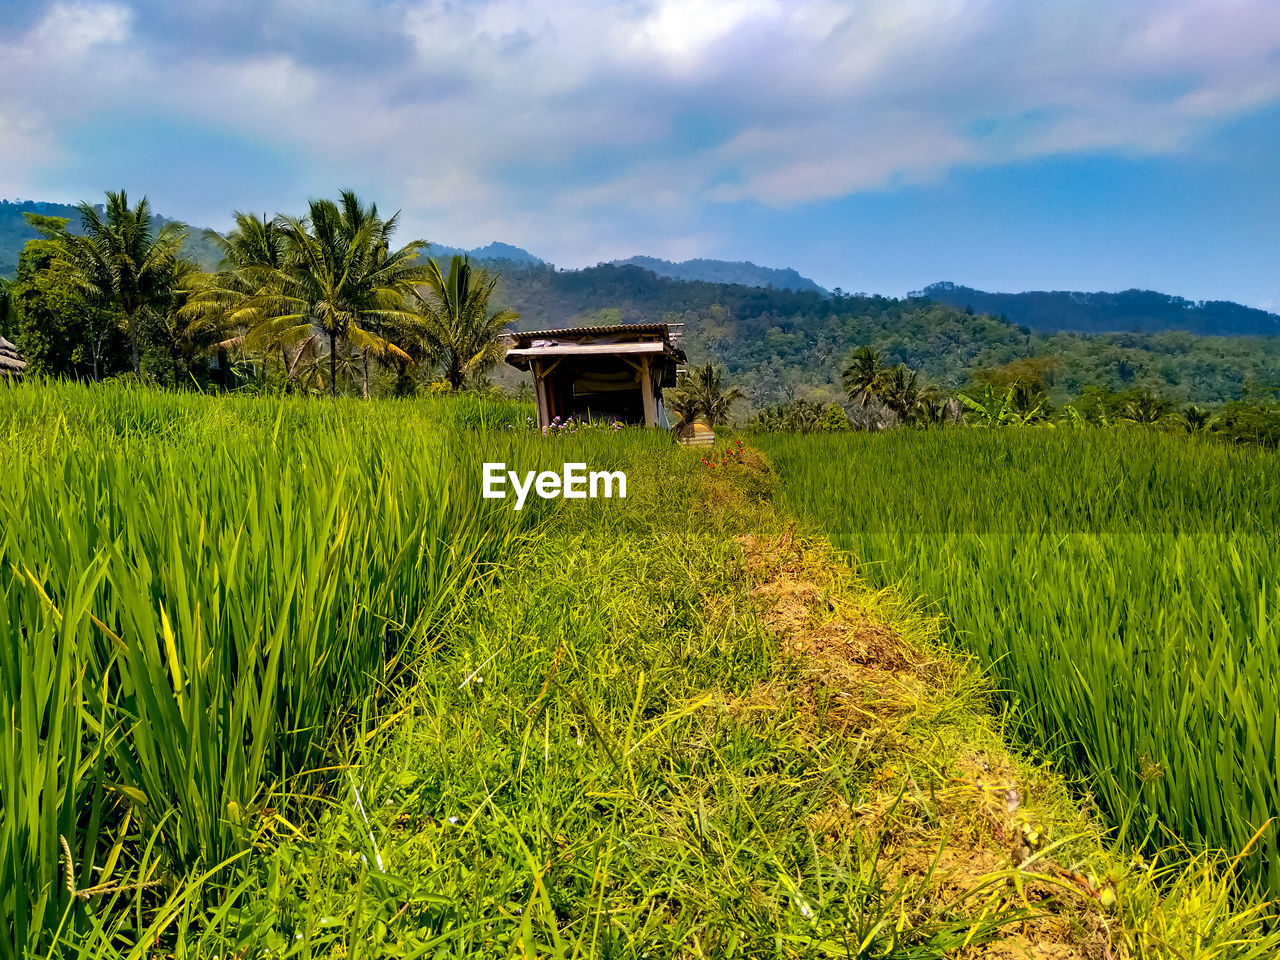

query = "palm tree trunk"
(362, 352), (370, 399)
(329, 332), (338, 397)
(128, 311), (140, 374)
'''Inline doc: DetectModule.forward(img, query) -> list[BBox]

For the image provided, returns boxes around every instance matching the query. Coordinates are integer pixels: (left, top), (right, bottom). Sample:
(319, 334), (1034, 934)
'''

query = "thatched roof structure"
(0, 337), (26, 377)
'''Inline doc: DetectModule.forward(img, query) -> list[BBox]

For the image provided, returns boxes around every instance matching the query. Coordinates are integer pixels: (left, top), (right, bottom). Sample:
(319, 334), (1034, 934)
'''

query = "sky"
(1, 0), (1278, 309)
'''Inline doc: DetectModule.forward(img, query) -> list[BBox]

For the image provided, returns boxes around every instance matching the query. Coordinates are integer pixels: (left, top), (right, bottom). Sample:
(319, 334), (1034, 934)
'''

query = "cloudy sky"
(2, 0), (1278, 307)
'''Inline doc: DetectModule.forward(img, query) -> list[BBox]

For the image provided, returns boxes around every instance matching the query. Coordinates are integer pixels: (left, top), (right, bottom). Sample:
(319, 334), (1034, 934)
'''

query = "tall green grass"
(758, 427), (1280, 893)
(0, 380), (646, 957)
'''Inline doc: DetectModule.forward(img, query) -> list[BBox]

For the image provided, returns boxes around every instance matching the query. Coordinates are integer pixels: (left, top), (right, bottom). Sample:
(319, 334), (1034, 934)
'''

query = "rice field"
(7, 382), (1280, 957)
(0, 380), (656, 958)
(758, 427), (1280, 894)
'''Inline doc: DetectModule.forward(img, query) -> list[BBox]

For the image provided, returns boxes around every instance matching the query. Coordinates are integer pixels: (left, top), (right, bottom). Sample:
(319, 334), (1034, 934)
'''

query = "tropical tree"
(10, 216), (126, 380)
(912, 394), (953, 428)
(878, 364), (926, 424)
(411, 255), (517, 391)
(59, 190), (189, 373)
(181, 213), (291, 381)
(1182, 404), (1212, 432)
(841, 345), (886, 407)
(144, 259), (221, 387)
(959, 384), (1048, 426)
(1008, 381), (1049, 421)
(1120, 389), (1174, 425)
(750, 398), (850, 433)
(0, 277), (12, 338)
(240, 192), (430, 397)
(666, 362), (743, 426)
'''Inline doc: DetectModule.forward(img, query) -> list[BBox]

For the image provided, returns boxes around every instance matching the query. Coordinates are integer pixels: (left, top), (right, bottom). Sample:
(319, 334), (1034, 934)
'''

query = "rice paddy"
(0, 381), (643, 956)
(758, 427), (1280, 895)
(4, 381), (1279, 958)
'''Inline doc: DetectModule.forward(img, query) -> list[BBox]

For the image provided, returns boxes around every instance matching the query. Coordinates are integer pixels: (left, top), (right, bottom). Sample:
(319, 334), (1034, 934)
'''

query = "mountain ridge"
(918, 281), (1280, 338)
(609, 255), (826, 293)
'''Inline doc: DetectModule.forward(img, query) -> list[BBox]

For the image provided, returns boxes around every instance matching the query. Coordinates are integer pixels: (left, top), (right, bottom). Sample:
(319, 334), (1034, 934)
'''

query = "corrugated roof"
(508, 322), (672, 342)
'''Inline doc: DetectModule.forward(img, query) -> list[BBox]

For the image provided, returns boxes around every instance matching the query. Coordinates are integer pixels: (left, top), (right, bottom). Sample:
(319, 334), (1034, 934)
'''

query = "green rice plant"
(0, 380), (579, 955)
(758, 428), (1280, 894)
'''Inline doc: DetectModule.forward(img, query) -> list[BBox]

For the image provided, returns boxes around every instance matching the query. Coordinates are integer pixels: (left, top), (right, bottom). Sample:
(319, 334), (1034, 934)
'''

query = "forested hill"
(609, 255), (826, 293)
(919, 281), (1280, 337)
(1, 201), (85, 275)
(0, 199), (224, 273)
(493, 263), (1280, 410)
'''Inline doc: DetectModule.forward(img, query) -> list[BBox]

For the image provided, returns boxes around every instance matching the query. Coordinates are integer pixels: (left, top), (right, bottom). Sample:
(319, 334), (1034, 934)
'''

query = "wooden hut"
(504, 323), (685, 429)
(0, 337), (25, 378)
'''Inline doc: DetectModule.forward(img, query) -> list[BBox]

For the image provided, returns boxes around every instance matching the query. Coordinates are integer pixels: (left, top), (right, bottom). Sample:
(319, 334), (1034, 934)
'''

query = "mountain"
(918, 282), (1280, 338)
(1, 200), (84, 275)
(1, 199), (225, 274)
(609, 255), (826, 294)
(425, 241), (544, 266)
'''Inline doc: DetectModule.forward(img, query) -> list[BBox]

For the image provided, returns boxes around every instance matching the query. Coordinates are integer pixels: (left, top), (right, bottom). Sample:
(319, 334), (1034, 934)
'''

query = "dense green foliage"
(11, 197), (1280, 408)
(759, 428), (1280, 894)
(921, 282), (1280, 337)
(664, 361), (744, 425)
(9, 192), (516, 397)
(8, 228), (129, 380)
(493, 265), (1280, 409)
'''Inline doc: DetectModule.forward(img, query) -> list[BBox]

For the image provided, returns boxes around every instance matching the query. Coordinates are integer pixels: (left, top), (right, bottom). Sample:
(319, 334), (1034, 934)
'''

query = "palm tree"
(60, 190), (188, 373)
(241, 192), (430, 397)
(912, 394), (951, 428)
(1120, 389), (1174, 425)
(841, 346), (886, 408)
(666, 362), (744, 426)
(411, 255), (518, 391)
(959, 384), (1048, 426)
(1182, 404), (1212, 432)
(149, 259), (218, 387)
(1008, 381), (1048, 420)
(181, 213), (291, 379)
(877, 364), (924, 424)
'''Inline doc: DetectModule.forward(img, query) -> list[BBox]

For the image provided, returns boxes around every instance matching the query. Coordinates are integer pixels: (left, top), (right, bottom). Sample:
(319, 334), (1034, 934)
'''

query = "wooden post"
(639, 357), (658, 427)
(533, 359), (550, 429)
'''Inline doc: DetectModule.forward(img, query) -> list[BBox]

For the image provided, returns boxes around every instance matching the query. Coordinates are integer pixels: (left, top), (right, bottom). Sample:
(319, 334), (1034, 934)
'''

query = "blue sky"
(1, 0), (1277, 308)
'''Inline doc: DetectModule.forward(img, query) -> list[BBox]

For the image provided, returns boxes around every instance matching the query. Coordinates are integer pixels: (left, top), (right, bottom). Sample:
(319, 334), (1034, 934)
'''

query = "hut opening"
(504, 323), (685, 429)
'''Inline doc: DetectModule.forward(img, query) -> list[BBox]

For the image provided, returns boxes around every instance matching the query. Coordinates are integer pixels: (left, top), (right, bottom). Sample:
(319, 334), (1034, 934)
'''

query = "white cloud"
(1, 0), (1278, 261)
(29, 1), (130, 55)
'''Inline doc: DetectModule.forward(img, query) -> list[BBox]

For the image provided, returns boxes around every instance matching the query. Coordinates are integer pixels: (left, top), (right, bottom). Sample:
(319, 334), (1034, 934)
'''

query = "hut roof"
(0, 337), (26, 375)
(503, 323), (685, 372)
(505, 322), (681, 349)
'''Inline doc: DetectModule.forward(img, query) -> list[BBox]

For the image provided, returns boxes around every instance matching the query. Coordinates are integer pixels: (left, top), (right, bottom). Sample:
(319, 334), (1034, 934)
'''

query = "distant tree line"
(2, 190), (517, 397)
(740, 344), (1280, 448)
